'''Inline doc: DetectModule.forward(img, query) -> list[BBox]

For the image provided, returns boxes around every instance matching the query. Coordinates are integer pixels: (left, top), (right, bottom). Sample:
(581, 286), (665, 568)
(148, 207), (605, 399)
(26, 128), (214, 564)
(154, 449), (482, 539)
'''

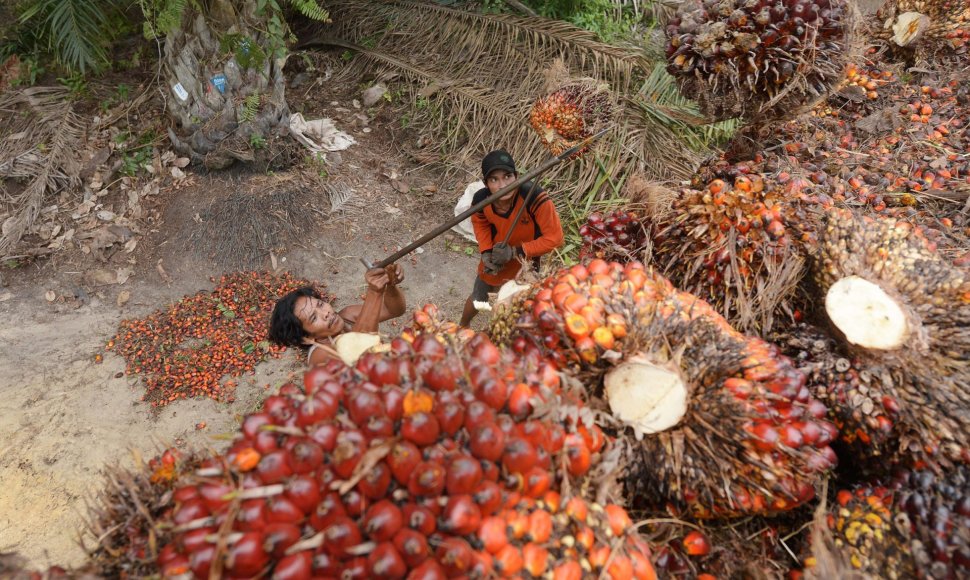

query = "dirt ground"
(0, 59), (486, 569)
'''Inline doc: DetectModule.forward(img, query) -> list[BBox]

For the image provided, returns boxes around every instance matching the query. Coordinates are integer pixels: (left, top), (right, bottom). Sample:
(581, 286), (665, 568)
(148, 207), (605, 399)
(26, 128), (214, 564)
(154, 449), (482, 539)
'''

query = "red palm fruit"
(401, 411), (440, 446)
(436, 537), (474, 576)
(393, 528), (430, 567)
(434, 400), (465, 436)
(564, 434), (592, 476)
(469, 423), (506, 462)
(522, 467), (552, 499)
(475, 377), (510, 410)
(589, 544), (611, 569)
(423, 357), (460, 391)
(494, 544), (524, 576)
(332, 429), (367, 479)
(253, 430), (280, 454)
(273, 551), (312, 580)
(517, 420), (548, 451)
(308, 422), (338, 451)
(198, 481), (234, 513)
(383, 386), (405, 422)
(605, 504), (633, 537)
(474, 480), (505, 515)
(289, 441), (323, 474)
(225, 531), (270, 577)
(523, 543), (550, 577)
(237, 499), (267, 531)
(346, 387), (386, 425)
(363, 500), (404, 542)
(565, 497), (588, 522)
(578, 424), (606, 454)
(683, 530), (711, 556)
(527, 509), (553, 543)
(311, 549), (339, 576)
(161, 554), (190, 577)
(470, 334), (502, 366)
(553, 560), (583, 580)
(172, 485), (200, 503)
(341, 488), (369, 518)
(179, 527), (215, 554)
(388, 441), (422, 485)
(479, 515), (510, 554)
(308, 492), (345, 531)
(264, 522), (301, 558)
(322, 516), (363, 558)
(296, 393), (336, 427)
(342, 557), (368, 579)
(366, 542), (407, 578)
(607, 554), (634, 580)
(188, 545), (215, 578)
(255, 450), (293, 484)
(408, 460), (446, 496)
(506, 510), (529, 540)
(630, 550), (657, 580)
(502, 437), (538, 474)
(507, 382), (534, 418)
(481, 459), (501, 483)
(358, 461), (392, 500)
(403, 503), (437, 535)
(575, 525), (595, 551)
(464, 401), (497, 431)
(442, 494), (483, 535)
(408, 559), (447, 580)
(266, 496), (304, 525)
(363, 414), (396, 440)
(446, 454), (484, 495)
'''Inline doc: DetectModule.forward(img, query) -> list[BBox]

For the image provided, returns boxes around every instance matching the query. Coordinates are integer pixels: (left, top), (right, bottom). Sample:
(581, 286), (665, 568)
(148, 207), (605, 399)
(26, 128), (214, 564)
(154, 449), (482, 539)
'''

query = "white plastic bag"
(452, 180), (484, 242)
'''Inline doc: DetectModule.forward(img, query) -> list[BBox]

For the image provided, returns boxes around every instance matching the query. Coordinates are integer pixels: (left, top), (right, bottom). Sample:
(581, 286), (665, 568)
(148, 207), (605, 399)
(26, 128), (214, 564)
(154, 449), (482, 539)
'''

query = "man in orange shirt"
(460, 149), (564, 326)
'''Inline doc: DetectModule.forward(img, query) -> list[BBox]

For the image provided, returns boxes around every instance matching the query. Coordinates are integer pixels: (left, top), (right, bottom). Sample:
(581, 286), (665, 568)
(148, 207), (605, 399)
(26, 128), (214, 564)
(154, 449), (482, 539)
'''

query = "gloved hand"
(482, 250), (500, 275)
(491, 243), (515, 268)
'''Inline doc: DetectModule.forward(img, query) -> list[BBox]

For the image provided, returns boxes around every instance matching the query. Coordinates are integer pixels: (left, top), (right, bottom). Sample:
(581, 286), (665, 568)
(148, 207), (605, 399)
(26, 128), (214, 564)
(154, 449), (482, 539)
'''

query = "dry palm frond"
(298, 0), (710, 202)
(0, 86), (84, 254)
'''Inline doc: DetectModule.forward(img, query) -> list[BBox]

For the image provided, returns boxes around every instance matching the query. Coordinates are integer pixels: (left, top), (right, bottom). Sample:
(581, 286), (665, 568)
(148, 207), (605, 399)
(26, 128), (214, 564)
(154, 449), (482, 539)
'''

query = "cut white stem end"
(495, 280), (530, 306)
(473, 300), (492, 312)
(604, 356), (688, 439)
(890, 12), (931, 47)
(333, 331), (383, 365)
(825, 276), (908, 350)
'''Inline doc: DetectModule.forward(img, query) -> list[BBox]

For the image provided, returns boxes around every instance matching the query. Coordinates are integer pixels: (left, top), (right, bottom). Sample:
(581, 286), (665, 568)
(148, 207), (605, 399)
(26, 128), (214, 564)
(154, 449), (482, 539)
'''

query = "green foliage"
(139, 0), (194, 40)
(221, 33), (268, 70)
(554, 156), (628, 266)
(249, 133), (267, 150)
(14, 0), (126, 73)
(241, 93), (261, 123)
(488, 0), (638, 43)
(285, 0), (330, 22)
(10, 57), (45, 87)
(56, 71), (88, 96)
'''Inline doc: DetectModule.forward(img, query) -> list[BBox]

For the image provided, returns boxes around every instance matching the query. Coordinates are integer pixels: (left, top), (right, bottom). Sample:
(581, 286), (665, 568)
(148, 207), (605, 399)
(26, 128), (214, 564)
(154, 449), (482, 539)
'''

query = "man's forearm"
(353, 288), (384, 332)
(382, 285), (406, 319)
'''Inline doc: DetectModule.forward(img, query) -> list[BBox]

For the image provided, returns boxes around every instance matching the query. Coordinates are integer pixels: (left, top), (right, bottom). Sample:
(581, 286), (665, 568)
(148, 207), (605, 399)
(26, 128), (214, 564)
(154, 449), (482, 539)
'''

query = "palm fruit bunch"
(578, 210), (648, 263)
(875, 0), (970, 53)
(664, 0), (851, 122)
(816, 466), (970, 578)
(652, 169), (816, 334)
(813, 209), (970, 466)
(150, 332), (660, 578)
(771, 323), (902, 471)
(529, 82), (613, 155)
(511, 259), (838, 518)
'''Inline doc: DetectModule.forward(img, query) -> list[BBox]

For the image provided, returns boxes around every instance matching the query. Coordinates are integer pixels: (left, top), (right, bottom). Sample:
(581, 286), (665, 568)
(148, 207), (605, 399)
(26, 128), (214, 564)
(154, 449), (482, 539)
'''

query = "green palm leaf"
(18, 0), (122, 72)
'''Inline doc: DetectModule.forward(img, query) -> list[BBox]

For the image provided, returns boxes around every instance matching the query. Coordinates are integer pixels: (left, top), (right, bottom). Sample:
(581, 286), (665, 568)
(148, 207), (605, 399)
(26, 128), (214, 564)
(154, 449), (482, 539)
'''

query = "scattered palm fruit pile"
(771, 323), (901, 472)
(664, 0), (851, 122)
(874, 0), (970, 53)
(816, 466), (970, 578)
(151, 332), (658, 578)
(510, 259), (837, 518)
(814, 209), (970, 466)
(107, 271), (316, 407)
(529, 82), (614, 155)
(578, 210), (648, 263)
(652, 171), (815, 333)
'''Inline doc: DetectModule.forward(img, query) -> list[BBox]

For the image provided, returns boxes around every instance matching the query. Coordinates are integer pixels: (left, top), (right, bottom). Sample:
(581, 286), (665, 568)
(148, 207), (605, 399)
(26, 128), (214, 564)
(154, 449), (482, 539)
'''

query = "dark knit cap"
(481, 149), (516, 179)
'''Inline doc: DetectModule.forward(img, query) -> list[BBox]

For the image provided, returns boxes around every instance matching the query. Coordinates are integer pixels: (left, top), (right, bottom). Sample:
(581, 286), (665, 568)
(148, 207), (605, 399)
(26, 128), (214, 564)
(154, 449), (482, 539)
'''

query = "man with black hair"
(460, 148), (564, 326)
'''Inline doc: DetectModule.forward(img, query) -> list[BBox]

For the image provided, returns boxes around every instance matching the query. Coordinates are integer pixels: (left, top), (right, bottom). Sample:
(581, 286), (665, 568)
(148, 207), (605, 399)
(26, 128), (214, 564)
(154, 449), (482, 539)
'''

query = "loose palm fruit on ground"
(652, 173), (814, 334)
(771, 323), (902, 473)
(513, 259), (836, 518)
(875, 0), (970, 53)
(150, 331), (631, 577)
(529, 82), (614, 155)
(813, 209), (970, 466)
(665, 0), (852, 122)
(579, 210), (648, 263)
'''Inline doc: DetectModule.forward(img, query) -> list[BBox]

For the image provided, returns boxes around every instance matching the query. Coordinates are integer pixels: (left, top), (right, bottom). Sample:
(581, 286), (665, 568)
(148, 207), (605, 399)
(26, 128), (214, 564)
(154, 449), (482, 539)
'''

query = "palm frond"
(300, 0), (708, 203)
(18, 0), (121, 72)
(0, 86), (84, 254)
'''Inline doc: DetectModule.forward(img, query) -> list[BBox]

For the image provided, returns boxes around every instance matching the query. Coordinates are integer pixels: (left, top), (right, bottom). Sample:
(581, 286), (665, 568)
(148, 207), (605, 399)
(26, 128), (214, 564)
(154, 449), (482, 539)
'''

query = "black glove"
(491, 243), (515, 268)
(482, 250), (500, 275)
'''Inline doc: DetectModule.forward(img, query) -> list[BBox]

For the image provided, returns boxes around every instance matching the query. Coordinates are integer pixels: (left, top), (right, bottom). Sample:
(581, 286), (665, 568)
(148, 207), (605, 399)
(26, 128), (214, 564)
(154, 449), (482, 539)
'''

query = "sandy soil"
(0, 73), (484, 568)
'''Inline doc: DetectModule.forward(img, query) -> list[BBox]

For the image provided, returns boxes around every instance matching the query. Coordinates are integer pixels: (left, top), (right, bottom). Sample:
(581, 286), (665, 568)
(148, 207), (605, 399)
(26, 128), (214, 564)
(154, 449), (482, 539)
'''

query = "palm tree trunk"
(162, 0), (289, 170)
